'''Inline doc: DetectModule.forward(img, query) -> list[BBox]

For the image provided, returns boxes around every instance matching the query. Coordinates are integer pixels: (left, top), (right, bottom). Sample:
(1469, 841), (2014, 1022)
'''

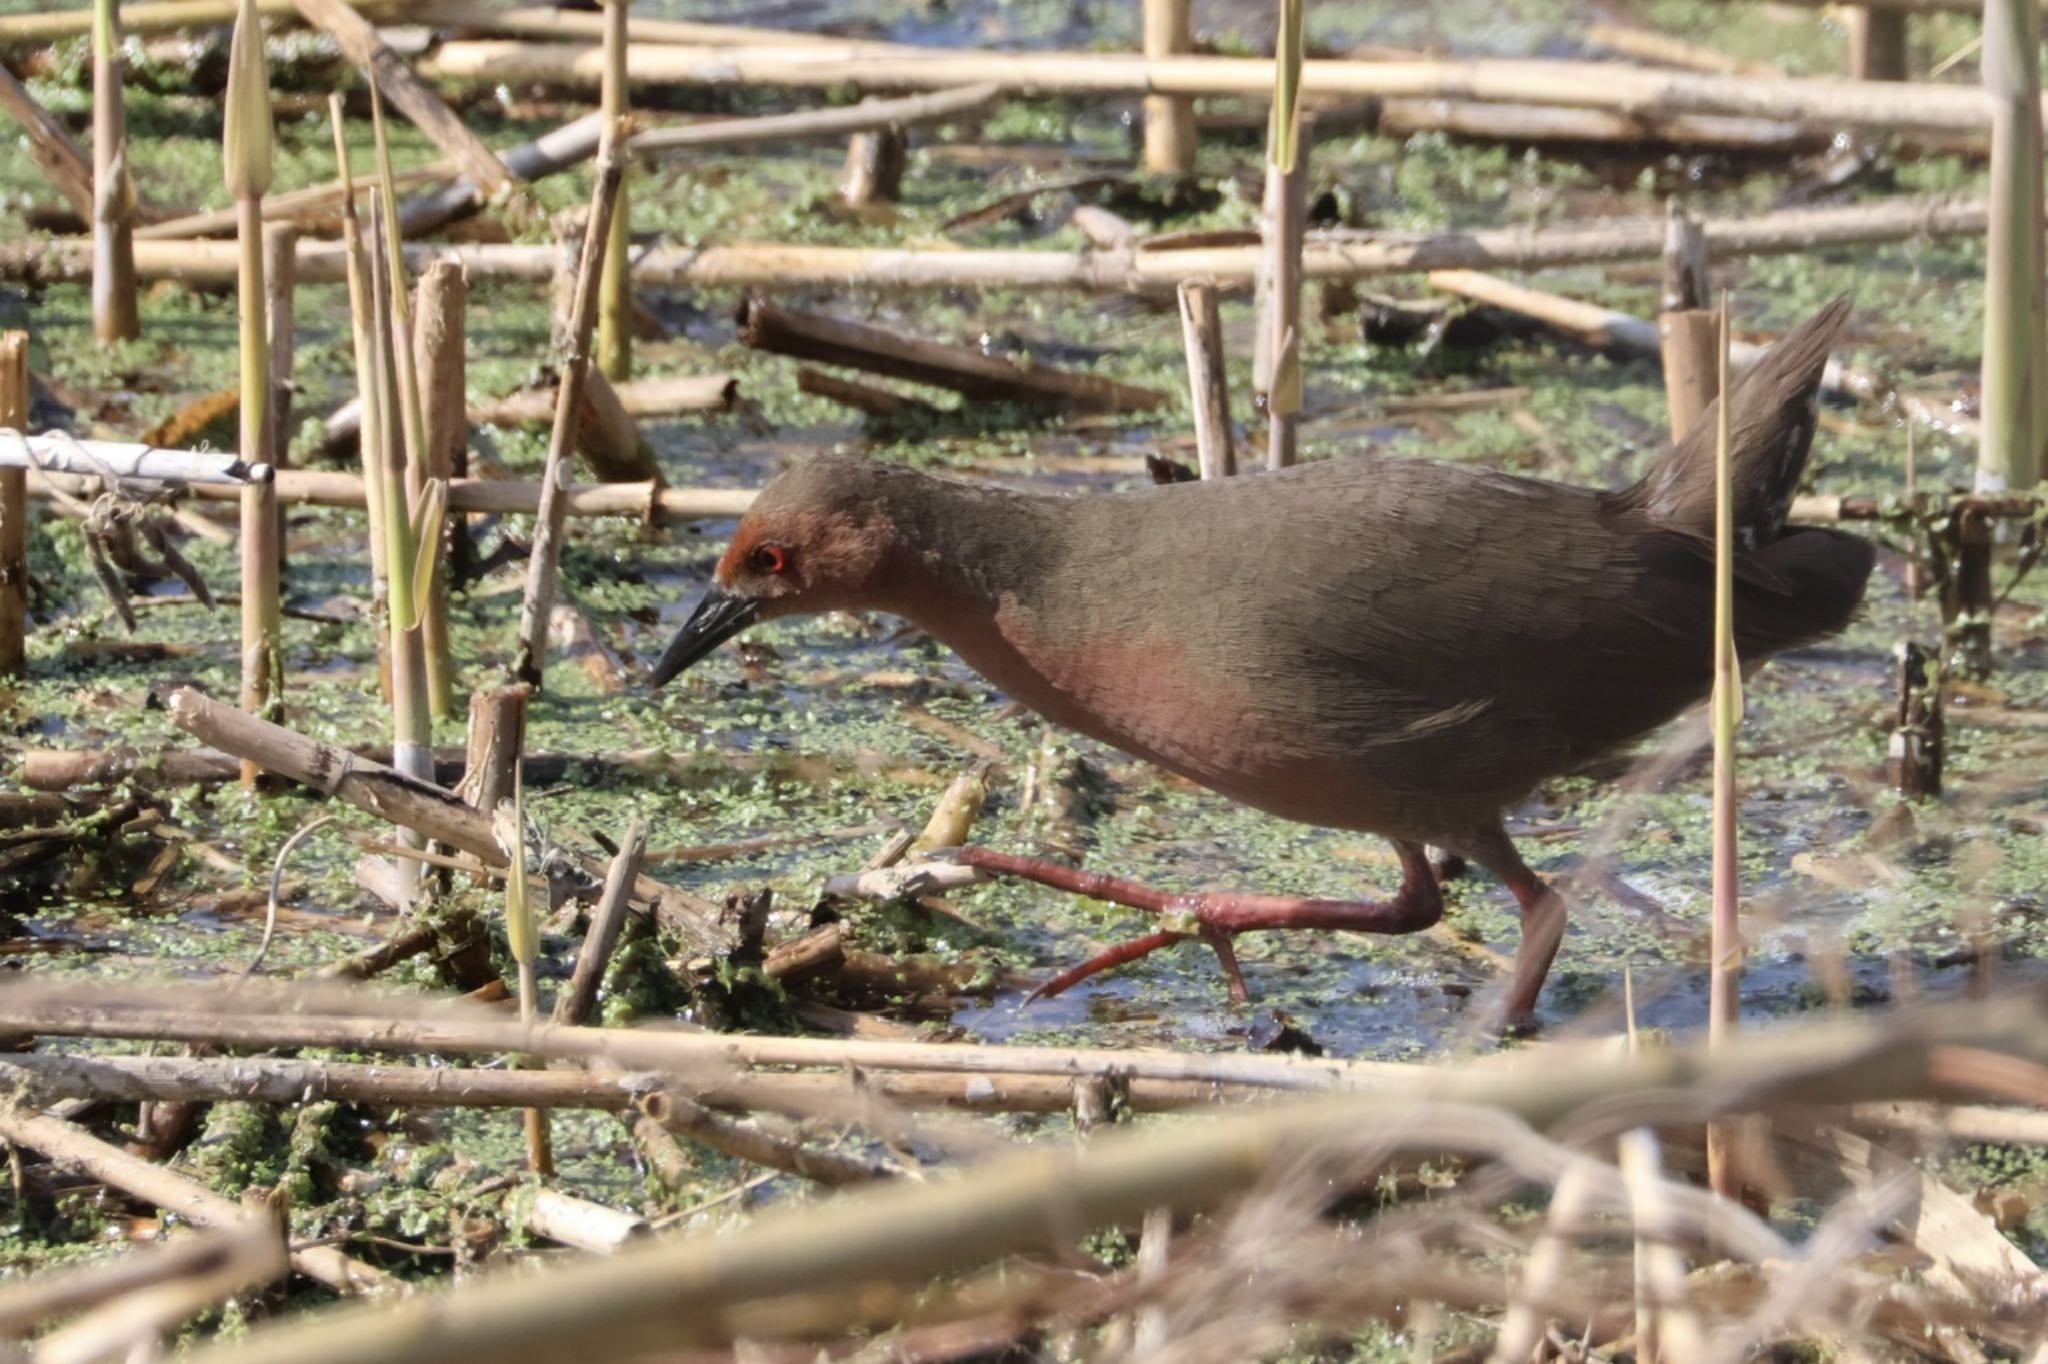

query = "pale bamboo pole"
(596, 0), (632, 381)
(1978, 0), (2046, 493)
(90, 0), (139, 344)
(226, 0), (280, 789)
(1706, 291), (1741, 1201)
(1658, 204), (1719, 440)
(1258, 0), (1306, 470)
(514, 126), (625, 688)
(1142, 0), (1195, 174)
(0, 331), (26, 678)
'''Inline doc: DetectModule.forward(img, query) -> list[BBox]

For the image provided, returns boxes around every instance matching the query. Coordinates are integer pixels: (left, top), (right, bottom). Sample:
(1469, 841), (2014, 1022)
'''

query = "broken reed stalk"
(1978, 0), (2047, 493)
(330, 96), (393, 700)
(414, 260), (466, 719)
(458, 682), (528, 868)
(262, 223), (296, 511)
(90, 0), (139, 344)
(514, 125), (625, 688)
(0, 68), (97, 225)
(1706, 289), (1740, 1201)
(555, 820), (645, 1026)
(738, 296), (1166, 414)
(1658, 204), (1719, 440)
(1257, 0), (1307, 470)
(1176, 280), (1235, 478)
(840, 124), (905, 207)
(497, 763), (554, 1176)
(631, 83), (1000, 156)
(0, 1106), (390, 1296)
(164, 687), (731, 955)
(1141, 0), (1196, 173)
(227, 0), (281, 789)
(0, 331), (26, 678)
(292, 0), (514, 200)
(597, 0), (631, 381)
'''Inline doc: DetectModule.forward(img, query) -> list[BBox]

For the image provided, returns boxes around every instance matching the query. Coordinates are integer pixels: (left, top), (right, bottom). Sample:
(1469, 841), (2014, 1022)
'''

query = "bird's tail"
(1612, 294), (1851, 544)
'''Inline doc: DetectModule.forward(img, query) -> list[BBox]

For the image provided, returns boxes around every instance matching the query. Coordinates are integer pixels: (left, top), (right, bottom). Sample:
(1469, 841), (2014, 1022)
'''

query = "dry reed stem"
(513, 125), (625, 688)
(0, 331), (27, 678)
(596, 0), (631, 382)
(0, 67), (95, 223)
(0, 1221), (282, 1340)
(1141, 0), (1195, 173)
(555, 820), (646, 1026)
(1176, 281), (1234, 478)
(0, 194), (2002, 291)
(1706, 290), (1740, 1200)
(90, 0), (139, 344)
(630, 84), (999, 156)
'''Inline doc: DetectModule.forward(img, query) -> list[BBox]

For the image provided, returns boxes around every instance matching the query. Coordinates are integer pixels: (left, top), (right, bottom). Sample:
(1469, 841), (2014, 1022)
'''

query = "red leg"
(1498, 861), (1567, 1031)
(956, 843), (1443, 1001)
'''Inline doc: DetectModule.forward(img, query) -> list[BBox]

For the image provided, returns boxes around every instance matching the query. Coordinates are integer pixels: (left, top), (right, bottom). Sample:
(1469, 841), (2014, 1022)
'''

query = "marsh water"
(2, 0), (2047, 1280)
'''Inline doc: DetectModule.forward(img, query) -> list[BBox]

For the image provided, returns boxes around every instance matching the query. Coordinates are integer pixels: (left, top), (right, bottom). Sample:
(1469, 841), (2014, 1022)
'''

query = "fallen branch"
(738, 297), (1166, 414)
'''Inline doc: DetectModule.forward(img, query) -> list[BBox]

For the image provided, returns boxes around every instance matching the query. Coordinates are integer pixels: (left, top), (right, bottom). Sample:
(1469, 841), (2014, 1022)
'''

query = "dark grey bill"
(648, 585), (760, 687)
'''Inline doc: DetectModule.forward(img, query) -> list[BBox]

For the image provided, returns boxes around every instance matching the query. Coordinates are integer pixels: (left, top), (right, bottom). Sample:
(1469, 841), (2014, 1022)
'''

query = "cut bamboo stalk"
(228, 0), (280, 790)
(0, 332), (26, 678)
(596, 0), (632, 382)
(840, 126), (906, 206)
(0, 0), (405, 42)
(1661, 202), (1711, 312)
(262, 223), (296, 487)
(0, 67), (96, 225)
(459, 681), (528, 828)
(0, 436), (267, 482)
(1071, 204), (1136, 249)
(1706, 290), (1740, 1201)
(1849, 8), (1912, 81)
(165, 687), (732, 955)
(1176, 280), (1235, 478)
(630, 83), (999, 157)
(577, 369), (660, 483)
(27, 467), (753, 519)
(1978, 0), (2047, 493)
(1942, 503), (1997, 674)
(1142, 0), (1196, 173)
(514, 125), (626, 689)
(555, 820), (645, 1026)
(1661, 311), (1721, 440)
(0, 1106), (391, 1296)
(412, 42), (2009, 134)
(0, 194), (2010, 291)
(739, 297), (1166, 414)
(293, 0), (516, 198)
(414, 259), (466, 719)
(91, 0), (140, 344)
(525, 1189), (646, 1253)
(796, 367), (939, 418)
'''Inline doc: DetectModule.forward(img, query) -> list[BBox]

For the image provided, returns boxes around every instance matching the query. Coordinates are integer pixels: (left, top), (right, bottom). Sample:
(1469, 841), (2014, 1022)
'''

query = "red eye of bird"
(751, 543), (788, 575)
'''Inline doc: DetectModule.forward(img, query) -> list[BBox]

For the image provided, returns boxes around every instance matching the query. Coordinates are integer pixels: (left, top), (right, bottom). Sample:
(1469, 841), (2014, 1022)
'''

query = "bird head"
(647, 454), (902, 686)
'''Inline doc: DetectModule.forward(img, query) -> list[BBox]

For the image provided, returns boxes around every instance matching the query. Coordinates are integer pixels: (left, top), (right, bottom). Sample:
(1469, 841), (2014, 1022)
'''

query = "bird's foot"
(951, 844), (1443, 1004)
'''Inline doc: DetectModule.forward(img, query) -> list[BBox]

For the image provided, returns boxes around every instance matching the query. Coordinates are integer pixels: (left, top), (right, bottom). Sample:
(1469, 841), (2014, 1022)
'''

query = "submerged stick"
(0, 332), (27, 678)
(514, 128), (625, 687)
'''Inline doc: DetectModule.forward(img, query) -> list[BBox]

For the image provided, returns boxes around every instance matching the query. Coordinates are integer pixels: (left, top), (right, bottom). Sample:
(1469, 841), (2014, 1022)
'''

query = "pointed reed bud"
(223, 0), (274, 198)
